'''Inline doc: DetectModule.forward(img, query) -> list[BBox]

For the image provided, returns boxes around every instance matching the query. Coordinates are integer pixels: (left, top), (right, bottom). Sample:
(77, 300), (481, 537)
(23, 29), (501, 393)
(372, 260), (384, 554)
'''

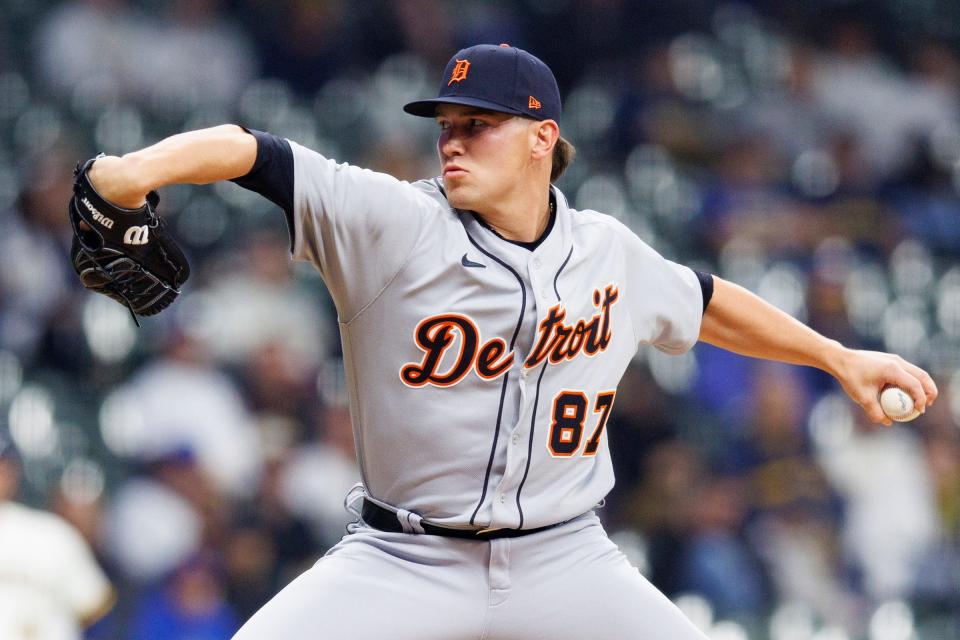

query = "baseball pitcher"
(70, 44), (937, 639)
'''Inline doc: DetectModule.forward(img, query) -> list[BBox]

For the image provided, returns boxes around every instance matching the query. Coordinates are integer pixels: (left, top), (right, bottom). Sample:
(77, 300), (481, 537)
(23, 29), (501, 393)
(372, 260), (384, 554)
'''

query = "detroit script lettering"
(400, 285), (619, 388)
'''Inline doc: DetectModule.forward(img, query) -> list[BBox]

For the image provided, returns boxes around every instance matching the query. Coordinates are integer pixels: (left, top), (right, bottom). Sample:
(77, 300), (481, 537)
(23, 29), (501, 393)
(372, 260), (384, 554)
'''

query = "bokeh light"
(0, 350), (23, 405)
(239, 78), (293, 130)
(99, 389), (148, 458)
(70, 74), (120, 121)
(564, 83), (615, 144)
(669, 34), (725, 102)
(673, 593), (714, 633)
(869, 600), (914, 640)
(720, 237), (768, 292)
(769, 601), (816, 640)
(792, 149), (839, 199)
(809, 392), (855, 451)
(890, 240), (934, 298)
(60, 457), (106, 506)
(845, 263), (890, 340)
(813, 628), (851, 640)
(883, 297), (929, 362)
(94, 105), (145, 156)
(82, 295), (137, 364)
(14, 104), (62, 153)
(575, 173), (629, 221)
(758, 262), (808, 321)
(710, 620), (750, 640)
(625, 144), (675, 207)
(8, 385), (58, 459)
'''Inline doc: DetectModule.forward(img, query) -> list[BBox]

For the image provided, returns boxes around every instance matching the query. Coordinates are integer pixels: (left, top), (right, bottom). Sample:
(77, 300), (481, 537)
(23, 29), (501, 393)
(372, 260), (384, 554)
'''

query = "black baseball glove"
(69, 156), (190, 324)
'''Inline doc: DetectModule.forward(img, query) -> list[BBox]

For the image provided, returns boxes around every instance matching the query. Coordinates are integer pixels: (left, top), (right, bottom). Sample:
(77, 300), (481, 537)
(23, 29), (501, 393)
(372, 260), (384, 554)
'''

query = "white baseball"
(879, 386), (922, 422)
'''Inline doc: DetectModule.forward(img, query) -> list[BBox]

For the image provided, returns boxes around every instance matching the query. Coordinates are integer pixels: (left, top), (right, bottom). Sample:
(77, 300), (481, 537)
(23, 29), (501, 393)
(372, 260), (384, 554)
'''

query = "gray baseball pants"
(231, 512), (708, 639)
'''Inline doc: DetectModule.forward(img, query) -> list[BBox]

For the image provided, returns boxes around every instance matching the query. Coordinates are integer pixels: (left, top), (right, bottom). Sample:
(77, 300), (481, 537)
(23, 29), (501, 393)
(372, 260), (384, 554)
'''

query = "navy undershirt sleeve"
(692, 269), (714, 314)
(230, 128), (294, 231)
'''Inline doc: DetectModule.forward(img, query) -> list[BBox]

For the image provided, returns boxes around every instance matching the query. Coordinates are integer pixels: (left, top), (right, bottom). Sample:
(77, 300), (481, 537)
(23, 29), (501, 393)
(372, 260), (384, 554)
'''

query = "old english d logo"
(448, 59), (471, 85)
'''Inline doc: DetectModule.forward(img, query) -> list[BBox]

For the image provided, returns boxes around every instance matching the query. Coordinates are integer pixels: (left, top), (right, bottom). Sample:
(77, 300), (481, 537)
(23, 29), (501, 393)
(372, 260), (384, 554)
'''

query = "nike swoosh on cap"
(461, 253), (486, 268)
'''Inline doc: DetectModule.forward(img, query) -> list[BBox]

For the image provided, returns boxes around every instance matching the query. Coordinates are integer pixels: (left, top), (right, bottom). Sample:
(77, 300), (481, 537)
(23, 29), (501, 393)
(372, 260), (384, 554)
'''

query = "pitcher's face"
(436, 104), (541, 213)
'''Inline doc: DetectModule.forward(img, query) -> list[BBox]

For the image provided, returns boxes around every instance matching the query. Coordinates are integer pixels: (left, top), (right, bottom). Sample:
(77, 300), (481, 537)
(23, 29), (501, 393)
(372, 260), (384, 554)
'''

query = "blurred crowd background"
(1, 0), (960, 639)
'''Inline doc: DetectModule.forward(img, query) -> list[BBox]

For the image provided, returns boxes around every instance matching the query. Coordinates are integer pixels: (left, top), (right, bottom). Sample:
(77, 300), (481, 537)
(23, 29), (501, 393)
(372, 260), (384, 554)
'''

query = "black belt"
(360, 498), (562, 541)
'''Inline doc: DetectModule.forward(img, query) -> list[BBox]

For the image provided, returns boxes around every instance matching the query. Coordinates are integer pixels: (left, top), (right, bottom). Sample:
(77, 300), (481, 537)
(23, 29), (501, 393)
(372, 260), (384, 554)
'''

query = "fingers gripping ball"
(879, 386), (922, 422)
(68, 156), (189, 324)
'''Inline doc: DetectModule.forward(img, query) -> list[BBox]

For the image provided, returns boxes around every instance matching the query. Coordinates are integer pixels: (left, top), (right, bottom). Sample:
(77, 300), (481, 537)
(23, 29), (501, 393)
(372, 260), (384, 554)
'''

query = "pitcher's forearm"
(86, 125), (257, 208)
(699, 276), (937, 424)
(698, 277), (849, 376)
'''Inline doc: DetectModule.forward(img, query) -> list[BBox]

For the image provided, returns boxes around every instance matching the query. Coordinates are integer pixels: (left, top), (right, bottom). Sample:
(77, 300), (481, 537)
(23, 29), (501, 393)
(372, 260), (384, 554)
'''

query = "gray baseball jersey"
(230, 131), (711, 640)
(236, 132), (704, 531)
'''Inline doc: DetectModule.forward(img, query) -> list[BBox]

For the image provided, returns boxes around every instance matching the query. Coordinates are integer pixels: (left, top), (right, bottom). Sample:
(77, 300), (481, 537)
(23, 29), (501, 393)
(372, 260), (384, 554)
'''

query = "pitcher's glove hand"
(68, 156), (190, 324)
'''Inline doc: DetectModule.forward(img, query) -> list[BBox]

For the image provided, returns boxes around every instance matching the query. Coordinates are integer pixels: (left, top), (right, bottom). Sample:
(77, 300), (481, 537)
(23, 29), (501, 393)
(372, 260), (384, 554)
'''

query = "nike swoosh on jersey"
(461, 254), (486, 269)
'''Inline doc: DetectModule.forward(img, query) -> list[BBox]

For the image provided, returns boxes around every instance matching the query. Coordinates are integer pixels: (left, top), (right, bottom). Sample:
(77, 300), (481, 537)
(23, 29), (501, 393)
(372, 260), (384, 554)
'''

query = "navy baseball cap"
(404, 44), (561, 122)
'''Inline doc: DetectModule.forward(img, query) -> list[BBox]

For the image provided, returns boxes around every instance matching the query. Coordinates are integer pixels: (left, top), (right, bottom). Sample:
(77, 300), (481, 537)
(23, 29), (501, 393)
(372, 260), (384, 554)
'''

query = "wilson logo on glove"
(123, 225), (150, 245)
(81, 197), (114, 229)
